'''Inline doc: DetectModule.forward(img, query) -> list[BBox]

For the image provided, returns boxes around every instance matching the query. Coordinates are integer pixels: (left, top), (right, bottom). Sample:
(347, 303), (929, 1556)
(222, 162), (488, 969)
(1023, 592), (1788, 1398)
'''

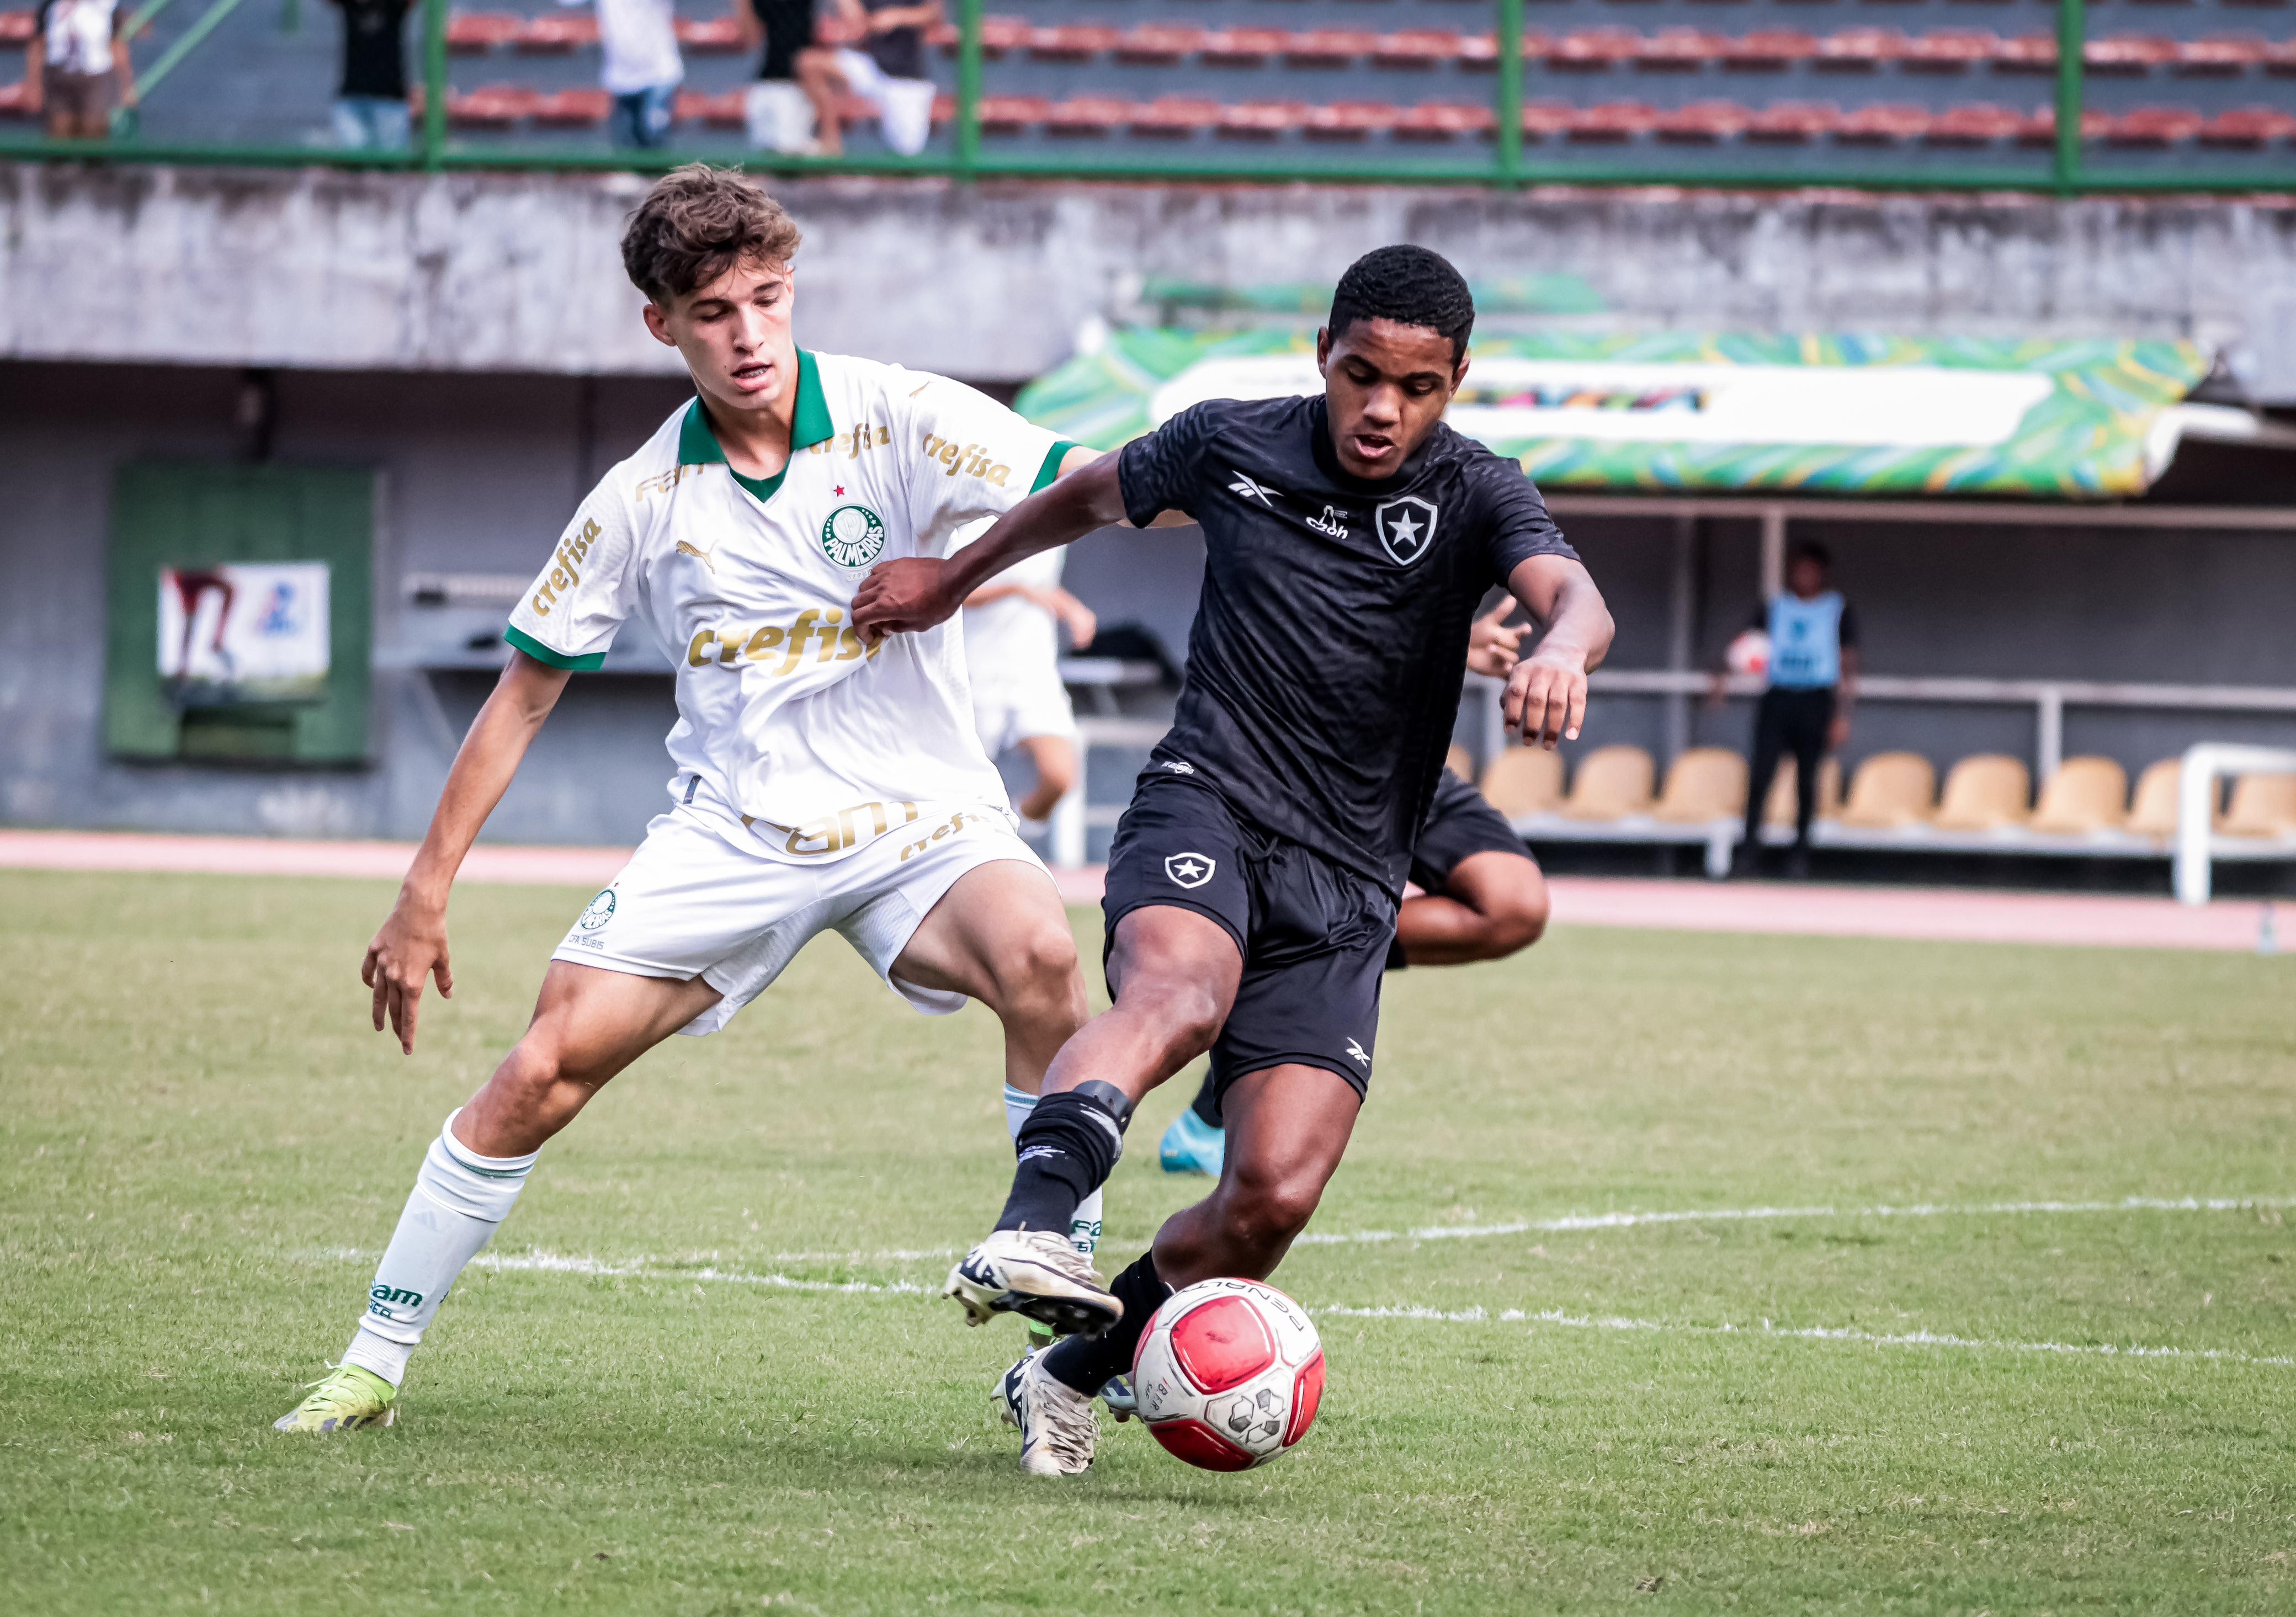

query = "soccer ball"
(1131, 1278), (1325, 1471)
(1725, 629), (1771, 677)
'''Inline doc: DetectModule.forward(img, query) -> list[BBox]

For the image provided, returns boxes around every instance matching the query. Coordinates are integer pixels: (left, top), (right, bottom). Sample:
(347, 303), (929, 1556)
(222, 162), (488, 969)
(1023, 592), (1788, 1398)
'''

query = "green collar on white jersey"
(678, 349), (836, 503)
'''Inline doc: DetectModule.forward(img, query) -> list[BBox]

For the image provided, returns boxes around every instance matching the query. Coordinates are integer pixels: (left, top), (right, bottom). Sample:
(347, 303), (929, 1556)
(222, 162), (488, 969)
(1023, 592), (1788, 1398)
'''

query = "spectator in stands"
(587, 0), (683, 150)
(810, 0), (940, 158)
(740, 0), (838, 155)
(1721, 540), (1860, 878)
(323, 0), (410, 151)
(28, 0), (136, 140)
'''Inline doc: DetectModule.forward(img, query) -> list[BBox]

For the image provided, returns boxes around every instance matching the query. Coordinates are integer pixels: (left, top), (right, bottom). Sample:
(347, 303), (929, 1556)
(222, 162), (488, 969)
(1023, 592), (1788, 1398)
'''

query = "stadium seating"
(1835, 752), (1938, 831)
(1929, 753), (2031, 832)
(1479, 746), (1565, 819)
(1445, 742), (1476, 781)
(2124, 759), (2186, 841)
(2027, 756), (2129, 836)
(1762, 756), (1843, 828)
(1558, 744), (1657, 821)
(2220, 770), (2296, 838)
(1651, 747), (1748, 823)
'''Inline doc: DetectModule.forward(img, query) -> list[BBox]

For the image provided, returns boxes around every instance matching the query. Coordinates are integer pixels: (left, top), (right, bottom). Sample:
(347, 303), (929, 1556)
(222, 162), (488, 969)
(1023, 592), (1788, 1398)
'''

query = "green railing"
(4, 0), (2279, 196)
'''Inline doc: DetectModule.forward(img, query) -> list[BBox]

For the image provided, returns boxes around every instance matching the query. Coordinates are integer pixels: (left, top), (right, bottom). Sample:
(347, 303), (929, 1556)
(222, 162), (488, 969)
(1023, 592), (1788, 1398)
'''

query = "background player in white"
(274, 166), (1110, 1434)
(952, 518), (1097, 828)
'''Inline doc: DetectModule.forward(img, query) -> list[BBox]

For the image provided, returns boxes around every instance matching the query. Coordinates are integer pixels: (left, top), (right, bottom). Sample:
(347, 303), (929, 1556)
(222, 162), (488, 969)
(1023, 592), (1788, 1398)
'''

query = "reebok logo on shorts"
(1163, 852), (1216, 889)
(1345, 1038), (1371, 1068)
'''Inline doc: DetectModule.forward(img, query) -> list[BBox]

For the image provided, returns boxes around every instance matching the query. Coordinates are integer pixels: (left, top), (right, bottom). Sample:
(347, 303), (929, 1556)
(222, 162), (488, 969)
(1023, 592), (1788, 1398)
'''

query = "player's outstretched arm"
(363, 651), (571, 1055)
(852, 453), (1130, 641)
(1501, 555), (1615, 750)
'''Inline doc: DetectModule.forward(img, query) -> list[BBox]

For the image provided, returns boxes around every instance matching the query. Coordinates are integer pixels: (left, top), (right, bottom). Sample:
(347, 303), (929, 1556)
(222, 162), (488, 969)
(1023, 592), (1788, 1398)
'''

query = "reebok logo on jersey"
(1375, 497), (1439, 567)
(1344, 1038), (1371, 1068)
(1163, 852), (1216, 889)
(1227, 471), (1277, 508)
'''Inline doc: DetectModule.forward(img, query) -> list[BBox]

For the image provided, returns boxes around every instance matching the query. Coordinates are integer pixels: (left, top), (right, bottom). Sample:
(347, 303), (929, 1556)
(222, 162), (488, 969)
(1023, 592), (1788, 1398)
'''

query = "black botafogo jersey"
(1118, 394), (1577, 892)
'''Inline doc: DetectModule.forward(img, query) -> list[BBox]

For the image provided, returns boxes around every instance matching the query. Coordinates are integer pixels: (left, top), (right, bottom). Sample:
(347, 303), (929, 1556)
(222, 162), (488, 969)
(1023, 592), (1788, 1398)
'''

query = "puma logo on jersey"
(676, 540), (719, 575)
(1228, 471), (1277, 508)
(1344, 1038), (1370, 1068)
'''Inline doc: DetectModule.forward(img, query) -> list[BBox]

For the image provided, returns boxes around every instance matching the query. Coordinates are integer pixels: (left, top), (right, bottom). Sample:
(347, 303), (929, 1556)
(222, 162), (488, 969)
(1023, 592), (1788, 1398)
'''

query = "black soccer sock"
(1044, 1253), (1171, 1394)
(994, 1081), (1135, 1236)
(1189, 1072), (1223, 1129)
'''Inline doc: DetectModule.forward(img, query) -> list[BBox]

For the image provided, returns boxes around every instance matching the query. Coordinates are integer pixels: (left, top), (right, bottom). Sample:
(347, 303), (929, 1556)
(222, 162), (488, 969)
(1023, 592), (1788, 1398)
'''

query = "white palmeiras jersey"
(504, 349), (1077, 861)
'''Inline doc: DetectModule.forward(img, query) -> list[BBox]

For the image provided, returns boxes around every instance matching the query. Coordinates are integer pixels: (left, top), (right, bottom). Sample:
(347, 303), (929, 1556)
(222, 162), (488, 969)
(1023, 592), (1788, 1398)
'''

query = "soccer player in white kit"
(274, 165), (1113, 1434)
(953, 520), (1096, 827)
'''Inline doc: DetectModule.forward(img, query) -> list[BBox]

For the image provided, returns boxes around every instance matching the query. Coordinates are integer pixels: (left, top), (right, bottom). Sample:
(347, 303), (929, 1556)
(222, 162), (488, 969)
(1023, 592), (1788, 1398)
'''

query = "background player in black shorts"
(1159, 603), (1550, 1178)
(853, 245), (1614, 1476)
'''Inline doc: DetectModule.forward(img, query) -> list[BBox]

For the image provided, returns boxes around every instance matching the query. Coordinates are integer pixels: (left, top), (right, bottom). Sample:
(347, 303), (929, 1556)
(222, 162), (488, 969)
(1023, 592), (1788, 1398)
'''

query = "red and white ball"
(1130, 1278), (1325, 1471)
(1725, 629), (1772, 678)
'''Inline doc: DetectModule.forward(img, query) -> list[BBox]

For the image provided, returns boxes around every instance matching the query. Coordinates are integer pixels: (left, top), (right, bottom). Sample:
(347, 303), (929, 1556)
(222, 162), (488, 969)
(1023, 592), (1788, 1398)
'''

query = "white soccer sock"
(1003, 1083), (1103, 1258)
(340, 1109), (538, 1387)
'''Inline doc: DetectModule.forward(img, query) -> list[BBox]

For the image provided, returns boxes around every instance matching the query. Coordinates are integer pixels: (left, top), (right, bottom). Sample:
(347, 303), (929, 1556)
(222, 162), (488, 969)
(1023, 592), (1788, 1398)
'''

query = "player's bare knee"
(1484, 887), (1548, 955)
(1130, 975), (1224, 1063)
(1219, 1171), (1325, 1259)
(990, 917), (1083, 1018)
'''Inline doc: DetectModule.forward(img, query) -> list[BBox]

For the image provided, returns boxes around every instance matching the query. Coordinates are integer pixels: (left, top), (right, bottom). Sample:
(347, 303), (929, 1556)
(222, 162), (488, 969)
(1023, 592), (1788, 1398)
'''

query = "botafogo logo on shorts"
(1163, 852), (1216, 889)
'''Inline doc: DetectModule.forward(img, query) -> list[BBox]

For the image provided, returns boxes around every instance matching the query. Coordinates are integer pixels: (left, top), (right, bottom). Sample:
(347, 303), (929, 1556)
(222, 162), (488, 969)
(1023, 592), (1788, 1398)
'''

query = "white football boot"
(996, 1351), (1099, 1477)
(944, 1228), (1120, 1336)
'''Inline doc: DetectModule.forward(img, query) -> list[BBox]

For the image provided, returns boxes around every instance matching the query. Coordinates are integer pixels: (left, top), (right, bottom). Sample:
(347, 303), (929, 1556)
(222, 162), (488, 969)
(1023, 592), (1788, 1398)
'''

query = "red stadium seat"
(1836, 103), (1932, 141)
(1113, 24), (1204, 65)
(1635, 28), (1725, 67)
(2104, 105), (2205, 144)
(1925, 102), (2024, 142)
(2175, 35), (2270, 72)
(530, 88), (610, 126)
(1567, 100), (1659, 139)
(1393, 102), (1495, 139)
(1521, 99), (1576, 140)
(1459, 33), (1500, 67)
(1721, 30), (1819, 68)
(1218, 101), (1311, 137)
(958, 18), (1032, 60)
(1303, 100), (1402, 139)
(2270, 40), (2296, 74)
(1992, 35), (2059, 71)
(2013, 108), (2109, 145)
(674, 17), (747, 54)
(1904, 29), (1998, 69)
(2085, 35), (2179, 73)
(2198, 106), (2296, 145)
(447, 83), (535, 126)
(1550, 28), (1641, 68)
(0, 10), (32, 47)
(1654, 99), (1753, 140)
(1743, 100), (1840, 141)
(0, 76), (29, 116)
(1282, 29), (1380, 66)
(1026, 26), (1119, 62)
(673, 89), (745, 128)
(1129, 97), (1222, 136)
(1200, 28), (1290, 66)
(976, 94), (1048, 134)
(445, 12), (522, 55)
(1043, 96), (1130, 135)
(1816, 29), (1912, 67)
(816, 13), (864, 46)
(1372, 30), (1465, 67)
(514, 14), (596, 52)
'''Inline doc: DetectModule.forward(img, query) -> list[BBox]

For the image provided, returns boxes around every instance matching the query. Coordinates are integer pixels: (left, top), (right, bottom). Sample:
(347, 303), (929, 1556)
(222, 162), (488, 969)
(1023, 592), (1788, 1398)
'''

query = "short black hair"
(1789, 540), (1833, 571)
(1327, 245), (1475, 365)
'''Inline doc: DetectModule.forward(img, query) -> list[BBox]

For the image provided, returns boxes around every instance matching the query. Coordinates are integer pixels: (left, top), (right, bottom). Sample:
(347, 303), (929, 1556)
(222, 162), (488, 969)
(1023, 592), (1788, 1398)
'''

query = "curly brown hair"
(620, 164), (803, 306)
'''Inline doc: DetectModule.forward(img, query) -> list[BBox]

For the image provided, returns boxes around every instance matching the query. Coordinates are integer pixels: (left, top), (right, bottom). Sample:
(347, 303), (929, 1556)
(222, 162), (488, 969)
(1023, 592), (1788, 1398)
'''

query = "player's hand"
(1503, 646), (1590, 751)
(1465, 603), (1529, 680)
(1829, 712), (1851, 752)
(362, 893), (454, 1056)
(851, 557), (961, 643)
(1045, 587), (1097, 652)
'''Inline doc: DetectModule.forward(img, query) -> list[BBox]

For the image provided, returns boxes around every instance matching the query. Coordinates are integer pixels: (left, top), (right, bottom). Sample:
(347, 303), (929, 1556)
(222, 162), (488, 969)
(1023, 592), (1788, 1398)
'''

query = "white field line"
(1320, 1304), (2296, 1370)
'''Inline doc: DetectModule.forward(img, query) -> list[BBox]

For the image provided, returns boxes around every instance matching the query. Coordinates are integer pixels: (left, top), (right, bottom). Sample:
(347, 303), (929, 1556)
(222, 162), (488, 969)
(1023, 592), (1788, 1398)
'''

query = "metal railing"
(2, 0), (2286, 194)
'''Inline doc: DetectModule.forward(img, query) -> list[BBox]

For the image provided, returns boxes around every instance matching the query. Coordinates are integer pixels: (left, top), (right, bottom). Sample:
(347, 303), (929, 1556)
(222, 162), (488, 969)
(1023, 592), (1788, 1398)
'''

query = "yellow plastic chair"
(1479, 747), (1565, 820)
(1762, 756), (1843, 828)
(1444, 743), (1476, 783)
(1652, 747), (1749, 824)
(2124, 759), (2186, 841)
(1558, 745), (1656, 822)
(1836, 752), (1937, 831)
(2028, 756), (2128, 836)
(1930, 753), (2032, 832)
(2221, 771), (2296, 838)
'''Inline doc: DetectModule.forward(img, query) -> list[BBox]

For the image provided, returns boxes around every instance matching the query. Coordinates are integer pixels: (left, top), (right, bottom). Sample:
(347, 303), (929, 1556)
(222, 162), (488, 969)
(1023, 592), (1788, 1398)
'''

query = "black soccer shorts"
(1102, 770), (1398, 1105)
(1408, 767), (1538, 896)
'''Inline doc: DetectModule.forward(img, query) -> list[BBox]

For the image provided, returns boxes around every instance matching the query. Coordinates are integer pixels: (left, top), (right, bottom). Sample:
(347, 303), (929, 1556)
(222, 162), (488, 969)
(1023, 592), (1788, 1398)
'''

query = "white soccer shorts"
(973, 668), (1078, 757)
(552, 800), (1049, 1035)
(830, 49), (936, 156)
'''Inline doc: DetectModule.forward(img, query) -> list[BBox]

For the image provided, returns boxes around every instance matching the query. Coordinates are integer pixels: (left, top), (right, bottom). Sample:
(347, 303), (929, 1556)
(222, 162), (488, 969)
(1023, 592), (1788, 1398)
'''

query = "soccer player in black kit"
(851, 246), (1615, 1476)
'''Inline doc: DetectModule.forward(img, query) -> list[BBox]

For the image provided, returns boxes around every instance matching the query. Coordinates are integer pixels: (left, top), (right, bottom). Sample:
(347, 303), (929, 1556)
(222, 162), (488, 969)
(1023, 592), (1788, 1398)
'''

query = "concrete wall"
(4, 355), (2292, 851)
(6, 163), (2296, 398)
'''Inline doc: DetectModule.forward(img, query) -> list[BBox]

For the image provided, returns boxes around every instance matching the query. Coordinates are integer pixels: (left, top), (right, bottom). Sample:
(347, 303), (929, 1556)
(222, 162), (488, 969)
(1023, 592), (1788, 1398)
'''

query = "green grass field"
(4, 868), (2293, 1614)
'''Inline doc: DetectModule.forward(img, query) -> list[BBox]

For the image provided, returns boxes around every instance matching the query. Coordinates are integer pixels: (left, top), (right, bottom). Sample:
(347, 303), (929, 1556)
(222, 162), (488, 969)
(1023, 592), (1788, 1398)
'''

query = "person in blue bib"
(1731, 540), (1859, 877)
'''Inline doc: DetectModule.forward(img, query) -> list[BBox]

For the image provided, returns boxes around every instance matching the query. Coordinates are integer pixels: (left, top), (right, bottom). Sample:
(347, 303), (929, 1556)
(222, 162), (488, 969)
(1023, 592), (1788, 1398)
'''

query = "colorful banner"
(1017, 329), (2212, 499)
(157, 562), (331, 704)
